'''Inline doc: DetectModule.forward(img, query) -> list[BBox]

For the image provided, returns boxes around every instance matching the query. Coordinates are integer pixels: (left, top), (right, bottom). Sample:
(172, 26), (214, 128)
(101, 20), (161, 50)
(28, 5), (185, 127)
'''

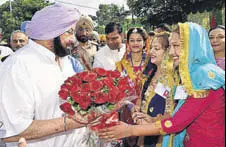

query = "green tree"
(0, 0), (50, 43)
(127, 0), (225, 28)
(95, 4), (131, 33)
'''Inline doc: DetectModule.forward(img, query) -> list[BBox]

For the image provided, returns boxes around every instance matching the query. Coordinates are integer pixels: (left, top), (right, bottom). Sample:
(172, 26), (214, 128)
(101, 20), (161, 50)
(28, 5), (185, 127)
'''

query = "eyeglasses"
(12, 39), (26, 43)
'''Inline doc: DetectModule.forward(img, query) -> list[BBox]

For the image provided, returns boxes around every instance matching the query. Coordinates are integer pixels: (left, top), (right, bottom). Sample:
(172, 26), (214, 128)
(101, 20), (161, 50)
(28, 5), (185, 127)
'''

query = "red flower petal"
(82, 73), (98, 82)
(79, 93), (92, 110)
(118, 77), (130, 86)
(108, 70), (121, 78)
(108, 87), (120, 104)
(71, 92), (81, 103)
(58, 89), (69, 100)
(71, 84), (81, 92)
(102, 78), (115, 88)
(60, 102), (75, 116)
(61, 84), (72, 91)
(81, 84), (90, 92)
(77, 71), (89, 80)
(118, 84), (131, 92)
(89, 80), (104, 91)
(71, 77), (83, 85)
(93, 68), (107, 76)
(94, 92), (109, 104)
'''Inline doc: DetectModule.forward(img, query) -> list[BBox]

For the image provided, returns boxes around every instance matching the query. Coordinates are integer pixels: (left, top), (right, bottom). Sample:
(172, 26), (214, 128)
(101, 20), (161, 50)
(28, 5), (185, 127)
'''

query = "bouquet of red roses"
(59, 68), (137, 130)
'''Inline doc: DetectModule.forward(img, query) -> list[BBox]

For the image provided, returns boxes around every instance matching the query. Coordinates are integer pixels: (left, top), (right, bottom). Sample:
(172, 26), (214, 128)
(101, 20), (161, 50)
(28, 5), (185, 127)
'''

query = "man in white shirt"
(0, 4), (89, 147)
(93, 22), (126, 70)
(10, 30), (29, 52)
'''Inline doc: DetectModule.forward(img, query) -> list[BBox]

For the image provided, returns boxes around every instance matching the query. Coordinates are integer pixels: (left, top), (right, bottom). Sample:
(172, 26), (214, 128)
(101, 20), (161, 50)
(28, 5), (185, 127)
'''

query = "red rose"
(118, 84), (131, 92)
(89, 80), (104, 91)
(71, 77), (83, 85)
(118, 77), (130, 86)
(79, 93), (92, 110)
(93, 68), (107, 76)
(82, 72), (98, 82)
(108, 70), (121, 78)
(108, 87), (120, 104)
(94, 91), (109, 104)
(60, 102), (75, 116)
(77, 71), (89, 79)
(81, 83), (90, 92)
(102, 78), (115, 88)
(71, 84), (81, 92)
(61, 83), (73, 92)
(58, 87), (69, 100)
(71, 92), (81, 103)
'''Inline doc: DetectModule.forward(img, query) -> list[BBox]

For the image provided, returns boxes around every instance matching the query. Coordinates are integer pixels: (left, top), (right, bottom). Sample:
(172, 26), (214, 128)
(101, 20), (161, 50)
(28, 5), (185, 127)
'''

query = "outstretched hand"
(98, 121), (132, 142)
(68, 113), (103, 127)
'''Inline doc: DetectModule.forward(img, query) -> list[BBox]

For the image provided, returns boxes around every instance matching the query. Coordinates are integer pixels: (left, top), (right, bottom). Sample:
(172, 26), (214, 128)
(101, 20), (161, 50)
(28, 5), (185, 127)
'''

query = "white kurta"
(93, 45), (126, 70)
(0, 40), (88, 147)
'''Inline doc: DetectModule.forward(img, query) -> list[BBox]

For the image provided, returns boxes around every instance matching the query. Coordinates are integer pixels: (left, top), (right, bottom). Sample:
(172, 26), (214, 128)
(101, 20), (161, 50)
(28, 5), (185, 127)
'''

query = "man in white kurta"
(93, 22), (126, 70)
(0, 40), (88, 147)
(0, 4), (89, 147)
(93, 44), (125, 70)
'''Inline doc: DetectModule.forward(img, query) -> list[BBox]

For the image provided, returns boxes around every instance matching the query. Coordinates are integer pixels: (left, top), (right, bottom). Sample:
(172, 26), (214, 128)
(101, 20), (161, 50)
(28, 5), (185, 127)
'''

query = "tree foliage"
(0, 0), (50, 43)
(95, 4), (131, 33)
(127, 0), (225, 27)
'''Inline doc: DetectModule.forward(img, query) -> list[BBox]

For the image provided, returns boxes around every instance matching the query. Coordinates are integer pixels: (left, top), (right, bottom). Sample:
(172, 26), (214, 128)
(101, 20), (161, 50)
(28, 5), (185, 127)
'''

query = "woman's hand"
(132, 112), (171, 125)
(98, 121), (132, 142)
(132, 112), (154, 125)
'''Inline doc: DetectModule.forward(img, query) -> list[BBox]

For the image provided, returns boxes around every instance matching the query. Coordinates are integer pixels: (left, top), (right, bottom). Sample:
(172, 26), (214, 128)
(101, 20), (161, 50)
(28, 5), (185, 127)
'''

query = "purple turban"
(26, 4), (81, 40)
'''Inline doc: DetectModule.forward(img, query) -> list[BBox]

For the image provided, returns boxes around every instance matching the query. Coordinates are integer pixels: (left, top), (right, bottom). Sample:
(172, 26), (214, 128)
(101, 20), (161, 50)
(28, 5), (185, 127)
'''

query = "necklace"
(131, 55), (143, 72)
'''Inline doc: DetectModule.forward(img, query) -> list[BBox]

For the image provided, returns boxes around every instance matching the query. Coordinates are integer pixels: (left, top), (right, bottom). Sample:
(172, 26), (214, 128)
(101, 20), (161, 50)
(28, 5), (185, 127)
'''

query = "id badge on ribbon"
(155, 82), (171, 99)
(174, 85), (188, 100)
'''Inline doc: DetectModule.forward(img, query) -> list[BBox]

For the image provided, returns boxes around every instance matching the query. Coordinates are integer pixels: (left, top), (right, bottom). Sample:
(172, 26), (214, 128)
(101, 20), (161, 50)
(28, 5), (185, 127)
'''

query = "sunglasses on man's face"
(12, 39), (26, 43)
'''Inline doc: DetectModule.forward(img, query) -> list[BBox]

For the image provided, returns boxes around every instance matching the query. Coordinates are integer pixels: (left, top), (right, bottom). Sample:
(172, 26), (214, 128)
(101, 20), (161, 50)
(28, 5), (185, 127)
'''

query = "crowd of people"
(0, 3), (225, 147)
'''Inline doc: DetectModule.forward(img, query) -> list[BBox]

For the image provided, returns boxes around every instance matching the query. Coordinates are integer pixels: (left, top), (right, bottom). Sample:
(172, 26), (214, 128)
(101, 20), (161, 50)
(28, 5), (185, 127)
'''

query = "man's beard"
(54, 36), (70, 57)
(76, 34), (89, 43)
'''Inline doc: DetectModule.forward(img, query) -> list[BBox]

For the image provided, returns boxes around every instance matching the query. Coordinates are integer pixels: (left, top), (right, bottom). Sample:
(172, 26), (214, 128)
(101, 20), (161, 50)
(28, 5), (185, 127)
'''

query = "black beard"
(53, 36), (70, 57)
(76, 34), (89, 43)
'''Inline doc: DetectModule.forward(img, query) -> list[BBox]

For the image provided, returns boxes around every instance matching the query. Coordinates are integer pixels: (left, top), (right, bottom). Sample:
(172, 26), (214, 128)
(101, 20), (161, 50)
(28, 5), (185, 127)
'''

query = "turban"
(76, 15), (94, 31)
(20, 21), (30, 33)
(26, 4), (81, 40)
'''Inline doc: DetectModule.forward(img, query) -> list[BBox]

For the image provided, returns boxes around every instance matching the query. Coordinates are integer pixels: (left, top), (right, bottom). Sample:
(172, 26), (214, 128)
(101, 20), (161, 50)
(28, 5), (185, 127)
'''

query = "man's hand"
(18, 138), (27, 147)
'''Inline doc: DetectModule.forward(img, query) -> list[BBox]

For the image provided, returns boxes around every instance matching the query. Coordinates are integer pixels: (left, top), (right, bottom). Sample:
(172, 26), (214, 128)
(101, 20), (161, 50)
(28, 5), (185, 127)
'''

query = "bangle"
(64, 114), (67, 132)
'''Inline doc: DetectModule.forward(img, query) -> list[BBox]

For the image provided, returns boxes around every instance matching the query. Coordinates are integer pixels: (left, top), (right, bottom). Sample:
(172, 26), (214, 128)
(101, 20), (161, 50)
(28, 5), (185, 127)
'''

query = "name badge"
(155, 82), (171, 99)
(174, 86), (188, 100)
